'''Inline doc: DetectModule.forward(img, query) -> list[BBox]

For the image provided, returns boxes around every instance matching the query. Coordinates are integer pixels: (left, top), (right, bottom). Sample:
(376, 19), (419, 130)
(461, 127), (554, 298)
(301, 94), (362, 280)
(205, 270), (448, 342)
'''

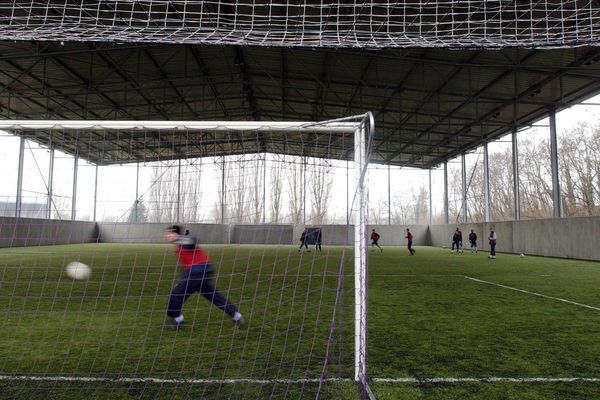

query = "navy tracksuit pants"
(167, 268), (238, 319)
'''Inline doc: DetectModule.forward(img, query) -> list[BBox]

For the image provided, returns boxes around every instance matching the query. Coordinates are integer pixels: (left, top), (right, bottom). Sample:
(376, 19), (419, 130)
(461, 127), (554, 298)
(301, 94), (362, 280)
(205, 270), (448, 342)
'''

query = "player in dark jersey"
(405, 228), (416, 255)
(164, 225), (245, 329)
(298, 229), (310, 252)
(469, 229), (478, 253)
(314, 228), (322, 252)
(488, 228), (497, 259)
(452, 228), (463, 253)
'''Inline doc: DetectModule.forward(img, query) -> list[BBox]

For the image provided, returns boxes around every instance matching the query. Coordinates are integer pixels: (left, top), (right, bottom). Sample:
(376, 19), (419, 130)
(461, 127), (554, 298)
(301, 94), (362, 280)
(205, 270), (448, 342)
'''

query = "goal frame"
(0, 113), (374, 394)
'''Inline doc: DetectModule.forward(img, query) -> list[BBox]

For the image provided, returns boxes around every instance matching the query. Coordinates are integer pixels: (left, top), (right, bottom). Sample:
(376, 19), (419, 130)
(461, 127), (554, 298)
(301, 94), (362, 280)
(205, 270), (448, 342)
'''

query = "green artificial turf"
(2, 244), (600, 399)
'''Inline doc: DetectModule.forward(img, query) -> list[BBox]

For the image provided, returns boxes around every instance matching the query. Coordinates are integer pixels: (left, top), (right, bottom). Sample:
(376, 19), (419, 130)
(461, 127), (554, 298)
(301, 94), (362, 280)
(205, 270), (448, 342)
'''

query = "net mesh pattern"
(0, 117), (371, 399)
(1, 1), (599, 48)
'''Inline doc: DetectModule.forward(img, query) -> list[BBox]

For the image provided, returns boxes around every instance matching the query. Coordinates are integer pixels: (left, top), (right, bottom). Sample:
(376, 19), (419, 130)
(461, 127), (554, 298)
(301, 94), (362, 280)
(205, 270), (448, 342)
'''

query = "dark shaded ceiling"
(1, 41), (600, 167)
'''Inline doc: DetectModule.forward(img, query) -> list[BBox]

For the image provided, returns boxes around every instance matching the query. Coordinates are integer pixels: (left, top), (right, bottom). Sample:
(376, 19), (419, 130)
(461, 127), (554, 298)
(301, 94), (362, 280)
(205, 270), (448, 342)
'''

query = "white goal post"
(0, 113), (374, 396)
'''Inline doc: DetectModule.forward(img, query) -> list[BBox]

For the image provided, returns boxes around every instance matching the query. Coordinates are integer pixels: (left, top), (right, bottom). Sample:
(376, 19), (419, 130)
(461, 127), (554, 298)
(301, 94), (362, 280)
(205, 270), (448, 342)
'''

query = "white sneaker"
(232, 312), (246, 329)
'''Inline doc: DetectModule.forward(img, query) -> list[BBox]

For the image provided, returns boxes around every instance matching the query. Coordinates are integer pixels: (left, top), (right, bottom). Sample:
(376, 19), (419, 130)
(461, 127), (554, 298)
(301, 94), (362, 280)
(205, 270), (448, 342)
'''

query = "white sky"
(0, 94), (599, 222)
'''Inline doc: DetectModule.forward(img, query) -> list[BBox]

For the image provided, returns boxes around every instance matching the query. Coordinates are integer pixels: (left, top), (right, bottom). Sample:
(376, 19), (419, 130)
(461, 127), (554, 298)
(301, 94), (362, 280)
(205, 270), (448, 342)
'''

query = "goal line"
(3, 374), (599, 385)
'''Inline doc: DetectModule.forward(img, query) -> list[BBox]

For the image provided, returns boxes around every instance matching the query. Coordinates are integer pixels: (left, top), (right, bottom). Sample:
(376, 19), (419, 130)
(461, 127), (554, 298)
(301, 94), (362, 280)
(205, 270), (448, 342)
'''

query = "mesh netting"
(1, 1), (599, 48)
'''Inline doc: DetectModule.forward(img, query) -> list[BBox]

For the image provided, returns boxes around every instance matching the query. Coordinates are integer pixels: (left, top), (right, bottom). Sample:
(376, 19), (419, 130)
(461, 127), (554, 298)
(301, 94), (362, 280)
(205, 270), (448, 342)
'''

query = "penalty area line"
(463, 276), (600, 312)
(373, 377), (600, 383)
(0, 375), (350, 385)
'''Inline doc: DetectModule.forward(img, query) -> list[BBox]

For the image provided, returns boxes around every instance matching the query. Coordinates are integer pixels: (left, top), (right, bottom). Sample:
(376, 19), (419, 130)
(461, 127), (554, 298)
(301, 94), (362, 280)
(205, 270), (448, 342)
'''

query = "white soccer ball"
(520, 253), (525, 258)
(65, 261), (92, 281)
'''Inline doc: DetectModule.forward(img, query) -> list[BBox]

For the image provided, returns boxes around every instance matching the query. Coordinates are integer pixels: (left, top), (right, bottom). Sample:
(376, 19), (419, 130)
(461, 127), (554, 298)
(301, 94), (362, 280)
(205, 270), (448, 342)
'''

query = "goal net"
(0, 115), (373, 399)
(1, 1), (598, 48)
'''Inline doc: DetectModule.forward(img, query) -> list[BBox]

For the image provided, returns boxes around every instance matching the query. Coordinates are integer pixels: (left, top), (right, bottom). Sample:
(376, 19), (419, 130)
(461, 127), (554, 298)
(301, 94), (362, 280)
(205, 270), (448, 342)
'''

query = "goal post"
(0, 113), (374, 398)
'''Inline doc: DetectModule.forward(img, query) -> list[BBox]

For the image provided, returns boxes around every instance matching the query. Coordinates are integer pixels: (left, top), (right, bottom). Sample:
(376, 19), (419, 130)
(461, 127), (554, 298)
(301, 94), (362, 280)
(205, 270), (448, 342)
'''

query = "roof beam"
(189, 46), (230, 119)
(87, 43), (168, 119)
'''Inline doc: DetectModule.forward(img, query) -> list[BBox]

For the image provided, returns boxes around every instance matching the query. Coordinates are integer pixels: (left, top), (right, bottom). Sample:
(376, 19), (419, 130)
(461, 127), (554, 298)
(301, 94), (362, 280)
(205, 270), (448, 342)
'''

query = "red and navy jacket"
(174, 235), (213, 275)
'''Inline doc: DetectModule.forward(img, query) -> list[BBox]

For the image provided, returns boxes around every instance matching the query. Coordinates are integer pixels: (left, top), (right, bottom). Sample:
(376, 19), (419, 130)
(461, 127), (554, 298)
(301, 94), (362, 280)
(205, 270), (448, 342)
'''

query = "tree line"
(126, 121), (599, 225)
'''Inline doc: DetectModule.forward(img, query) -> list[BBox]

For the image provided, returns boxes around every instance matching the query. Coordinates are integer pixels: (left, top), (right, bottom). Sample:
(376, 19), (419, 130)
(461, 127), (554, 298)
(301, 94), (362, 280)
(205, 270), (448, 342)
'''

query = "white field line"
(463, 276), (600, 312)
(2, 375), (599, 385)
(373, 377), (600, 383)
(0, 375), (349, 384)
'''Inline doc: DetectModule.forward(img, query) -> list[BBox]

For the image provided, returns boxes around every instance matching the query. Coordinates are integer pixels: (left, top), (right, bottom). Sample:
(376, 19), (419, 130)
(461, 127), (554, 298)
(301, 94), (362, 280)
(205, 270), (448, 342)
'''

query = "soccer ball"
(65, 261), (92, 280)
(520, 253), (525, 258)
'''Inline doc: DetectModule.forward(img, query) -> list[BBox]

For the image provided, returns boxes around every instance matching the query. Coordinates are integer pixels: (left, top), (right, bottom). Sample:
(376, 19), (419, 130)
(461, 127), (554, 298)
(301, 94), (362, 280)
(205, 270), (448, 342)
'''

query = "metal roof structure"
(1, 41), (600, 168)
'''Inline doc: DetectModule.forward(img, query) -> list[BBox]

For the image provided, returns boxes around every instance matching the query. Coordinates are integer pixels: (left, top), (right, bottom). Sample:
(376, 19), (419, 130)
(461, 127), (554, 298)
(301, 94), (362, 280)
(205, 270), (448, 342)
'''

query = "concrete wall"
(3, 216), (600, 261)
(98, 223), (229, 244)
(0, 216), (97, 247)
(232, 225), (294, 245)
(429, 215), (600, 261)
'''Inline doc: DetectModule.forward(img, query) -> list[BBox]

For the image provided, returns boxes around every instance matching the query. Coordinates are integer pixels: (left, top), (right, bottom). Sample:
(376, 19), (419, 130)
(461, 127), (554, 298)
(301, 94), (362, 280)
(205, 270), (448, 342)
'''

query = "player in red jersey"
(164, 225), (244, 329)
(370, 229), (382, 252)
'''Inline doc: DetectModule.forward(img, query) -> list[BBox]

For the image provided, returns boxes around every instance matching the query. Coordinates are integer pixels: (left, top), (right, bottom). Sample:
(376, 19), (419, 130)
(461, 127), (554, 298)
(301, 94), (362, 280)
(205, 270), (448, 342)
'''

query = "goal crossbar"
(0, 119), (362, 133)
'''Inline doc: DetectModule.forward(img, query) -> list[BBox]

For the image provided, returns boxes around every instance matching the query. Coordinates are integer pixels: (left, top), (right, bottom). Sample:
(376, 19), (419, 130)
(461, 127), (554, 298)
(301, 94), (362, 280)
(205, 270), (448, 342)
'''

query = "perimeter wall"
(1, 216), (599, 261)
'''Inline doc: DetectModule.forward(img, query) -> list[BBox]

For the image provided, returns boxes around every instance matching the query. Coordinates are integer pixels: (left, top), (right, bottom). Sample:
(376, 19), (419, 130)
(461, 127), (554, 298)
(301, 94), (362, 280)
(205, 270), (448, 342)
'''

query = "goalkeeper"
(164, 225), (245, 329)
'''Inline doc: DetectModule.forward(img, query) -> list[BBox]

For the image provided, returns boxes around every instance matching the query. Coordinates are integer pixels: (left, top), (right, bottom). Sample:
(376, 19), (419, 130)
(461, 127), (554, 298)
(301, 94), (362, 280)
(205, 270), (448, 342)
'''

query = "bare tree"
(248, 155), (265, 223)
(447, 164), (464, 223)
(269, 155), (284, 223)
(212, 157), (229, 223)
(309, 159), (333, 224)
(391, 191), (414, 225)
(412, 185), (430, 224)
(288, 155), (304, 224)
(559, 121), (600, 216)
(489, 149), (515, 221)
(369, 196), (387, 224)
(518, 138), (553, 219)
(228, 156), (248, 223)
(147, 160), (203, 223)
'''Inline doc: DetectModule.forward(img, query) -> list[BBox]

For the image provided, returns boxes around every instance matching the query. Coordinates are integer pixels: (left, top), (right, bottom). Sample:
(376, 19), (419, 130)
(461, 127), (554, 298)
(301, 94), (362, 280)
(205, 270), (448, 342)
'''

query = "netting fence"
(1, 1), (599, 48)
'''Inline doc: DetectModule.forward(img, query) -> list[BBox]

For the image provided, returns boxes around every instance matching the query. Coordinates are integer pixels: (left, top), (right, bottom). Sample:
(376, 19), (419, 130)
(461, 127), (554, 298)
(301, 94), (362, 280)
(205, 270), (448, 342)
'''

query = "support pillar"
(16, 136), (25, 218)
(71, 153), (78, 220)
(549, 108), (562, 218)
(461, 154), (467, 223)
(47, 146), (55, 219)
(93, 164), (98, 222)
(443, 161), (449, 224)
(483, 143), (491, 222)
(428, 169), (433, 225)
(512, 128), (520, 221)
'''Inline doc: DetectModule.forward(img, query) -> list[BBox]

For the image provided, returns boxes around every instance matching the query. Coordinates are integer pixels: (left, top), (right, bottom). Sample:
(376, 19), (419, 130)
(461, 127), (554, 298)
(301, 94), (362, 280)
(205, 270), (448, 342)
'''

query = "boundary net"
(1, 1), (599, 48)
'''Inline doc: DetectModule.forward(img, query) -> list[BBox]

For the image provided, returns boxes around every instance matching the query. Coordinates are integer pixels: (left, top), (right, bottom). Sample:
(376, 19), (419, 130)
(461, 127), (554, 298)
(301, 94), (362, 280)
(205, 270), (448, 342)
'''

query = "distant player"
(488, 228), (497, 259)
(452, 228), (462, 253)
(164, 225), (245, 329)
(298, 229), (309, 252)
(469, 229), (478, 253)
(315, 228), (322, 252)
(405, 228), (415, 255)
(370, 229), (382, 252)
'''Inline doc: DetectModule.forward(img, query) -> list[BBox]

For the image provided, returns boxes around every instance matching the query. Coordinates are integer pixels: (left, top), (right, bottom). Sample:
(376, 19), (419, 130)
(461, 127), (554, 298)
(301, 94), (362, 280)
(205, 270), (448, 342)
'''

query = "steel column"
(71, 154), (78, 220)
(549, 108), (562, 218)
(443, 161), (449, 224)
(47, 146), (55, 219)
(15, 136), (25, 218)
(461, 154), (467, 223)
(512, 128), (521, 221)
(483, 143), (491, 222)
